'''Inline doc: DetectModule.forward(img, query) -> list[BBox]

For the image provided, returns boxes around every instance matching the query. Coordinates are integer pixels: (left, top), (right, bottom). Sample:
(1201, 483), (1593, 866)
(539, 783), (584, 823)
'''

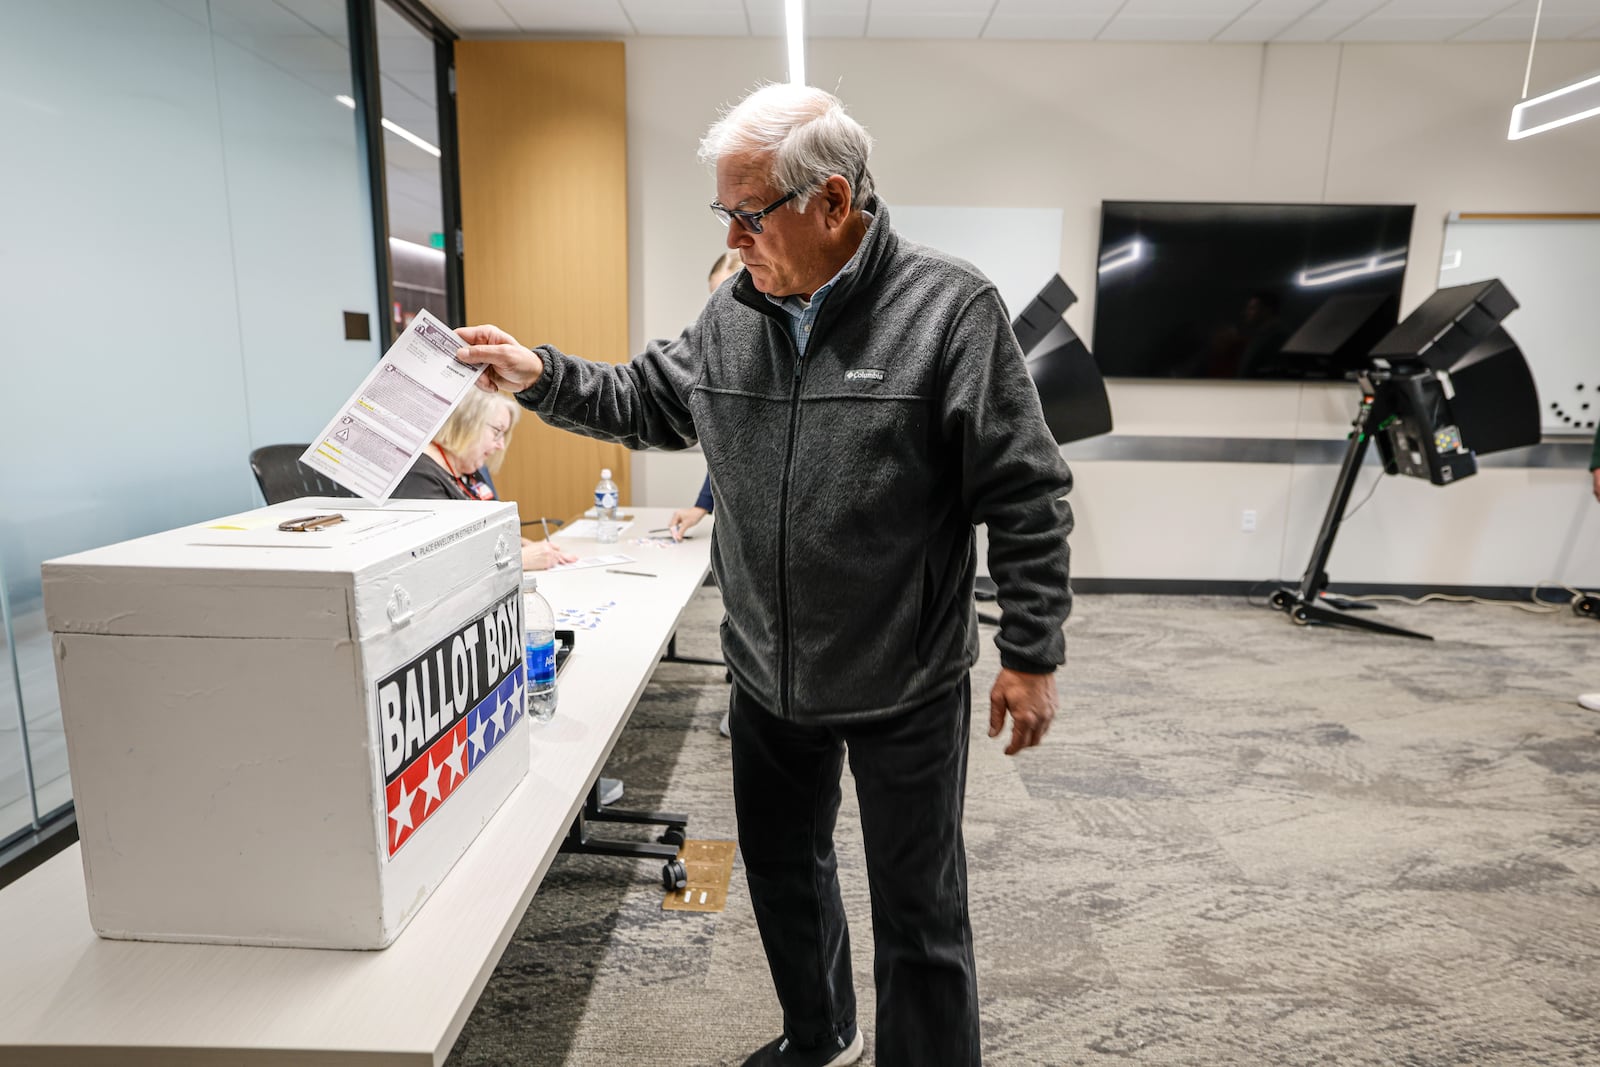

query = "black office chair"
(249, 444), (358, 505)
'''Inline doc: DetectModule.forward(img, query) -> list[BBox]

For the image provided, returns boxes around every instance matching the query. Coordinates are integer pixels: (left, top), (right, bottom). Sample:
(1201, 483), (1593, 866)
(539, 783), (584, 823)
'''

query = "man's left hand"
(988, 668), (1057, 756)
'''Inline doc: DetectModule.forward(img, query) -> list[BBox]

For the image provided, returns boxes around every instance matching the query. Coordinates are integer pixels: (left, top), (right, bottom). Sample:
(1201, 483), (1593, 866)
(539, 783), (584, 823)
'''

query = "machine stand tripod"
(1269, 375), (1433, 641)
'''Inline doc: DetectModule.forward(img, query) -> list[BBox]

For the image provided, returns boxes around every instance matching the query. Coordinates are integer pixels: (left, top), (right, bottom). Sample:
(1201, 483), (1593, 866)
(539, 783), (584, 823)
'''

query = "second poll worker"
(668, 249), (745, 543)
(455, 83), (1072, 1067)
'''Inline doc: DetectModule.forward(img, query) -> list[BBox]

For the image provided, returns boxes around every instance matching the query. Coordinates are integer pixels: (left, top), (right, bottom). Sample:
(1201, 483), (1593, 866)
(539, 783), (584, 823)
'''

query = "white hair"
(698, 83), (875, 213)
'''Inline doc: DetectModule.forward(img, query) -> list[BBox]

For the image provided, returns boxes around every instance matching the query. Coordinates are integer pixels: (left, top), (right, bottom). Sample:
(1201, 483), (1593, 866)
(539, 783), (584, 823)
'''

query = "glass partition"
(0, 0), (379, 851)
(0, 560), (34, 848)
(377, 1), (451, 331)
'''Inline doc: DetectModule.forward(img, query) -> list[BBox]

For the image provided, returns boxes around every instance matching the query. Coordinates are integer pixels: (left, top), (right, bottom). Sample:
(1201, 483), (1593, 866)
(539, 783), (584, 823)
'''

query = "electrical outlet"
(1241, 509), (1257, 533)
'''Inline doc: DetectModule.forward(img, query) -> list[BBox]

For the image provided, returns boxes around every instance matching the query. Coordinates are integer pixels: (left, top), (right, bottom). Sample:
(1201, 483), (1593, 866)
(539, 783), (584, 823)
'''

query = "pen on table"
(606, 569), (657, 578)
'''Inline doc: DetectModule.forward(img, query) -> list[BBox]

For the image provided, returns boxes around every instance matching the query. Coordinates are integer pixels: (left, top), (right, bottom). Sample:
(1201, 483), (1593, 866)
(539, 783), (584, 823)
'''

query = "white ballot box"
(41, 498), (530, 949)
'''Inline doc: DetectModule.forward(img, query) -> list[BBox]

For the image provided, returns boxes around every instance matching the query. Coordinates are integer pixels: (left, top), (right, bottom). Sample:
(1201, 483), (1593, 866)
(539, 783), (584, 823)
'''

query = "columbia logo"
(845, 368), (885, 381)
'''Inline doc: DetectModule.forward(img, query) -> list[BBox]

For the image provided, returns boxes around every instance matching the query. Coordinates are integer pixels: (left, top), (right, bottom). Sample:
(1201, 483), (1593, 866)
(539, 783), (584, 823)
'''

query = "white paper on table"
(300, 309), (483, 501)
(559, 520), (636, 540)
(547, 554), (636, 572)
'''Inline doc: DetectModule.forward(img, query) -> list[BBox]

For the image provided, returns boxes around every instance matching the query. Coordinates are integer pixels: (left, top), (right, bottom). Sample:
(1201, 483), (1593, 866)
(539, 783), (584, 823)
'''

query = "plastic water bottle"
(522, 575), (557, 722)
(594, 468), (620, 544)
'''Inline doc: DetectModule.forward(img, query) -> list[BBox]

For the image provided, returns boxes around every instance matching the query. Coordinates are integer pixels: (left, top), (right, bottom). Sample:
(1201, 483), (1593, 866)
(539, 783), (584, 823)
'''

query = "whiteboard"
(1439, 216), (1600, 437)
(891, 206), (1064, 321)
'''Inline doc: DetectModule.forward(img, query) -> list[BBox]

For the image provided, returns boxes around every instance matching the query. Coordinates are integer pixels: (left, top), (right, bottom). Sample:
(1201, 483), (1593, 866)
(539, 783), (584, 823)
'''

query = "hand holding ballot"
(455, 324), (545, 393)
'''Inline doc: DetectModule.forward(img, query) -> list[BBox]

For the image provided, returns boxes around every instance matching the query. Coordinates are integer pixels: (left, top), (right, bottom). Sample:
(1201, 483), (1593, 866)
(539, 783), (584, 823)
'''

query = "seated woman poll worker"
(392, 388), (576, 572)
(667, 249), (744, 542)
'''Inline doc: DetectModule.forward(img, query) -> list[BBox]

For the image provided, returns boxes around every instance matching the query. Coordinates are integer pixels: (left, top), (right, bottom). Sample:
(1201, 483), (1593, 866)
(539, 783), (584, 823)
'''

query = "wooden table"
(0, 507), (711, 1066)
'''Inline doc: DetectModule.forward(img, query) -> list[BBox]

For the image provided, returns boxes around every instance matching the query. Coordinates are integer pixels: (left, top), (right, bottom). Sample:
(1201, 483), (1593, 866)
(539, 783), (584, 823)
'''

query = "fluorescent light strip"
(1097, 238), (1143, 275)
(335, 94), (440, 157)
(1296, 249), (1407, 288)
(786, 0), (805, 86)
(1508, 70), (1600, 140)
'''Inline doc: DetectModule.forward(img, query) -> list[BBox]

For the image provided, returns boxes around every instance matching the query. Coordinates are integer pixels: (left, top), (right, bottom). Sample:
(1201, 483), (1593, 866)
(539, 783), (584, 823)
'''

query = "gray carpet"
(446, 590), (1600, 1066)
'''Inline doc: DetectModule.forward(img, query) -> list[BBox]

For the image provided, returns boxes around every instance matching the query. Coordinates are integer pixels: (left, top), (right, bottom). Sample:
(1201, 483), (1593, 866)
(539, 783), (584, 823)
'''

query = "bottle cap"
(522, 574), (538, 592)
(600, 468), (612, 479)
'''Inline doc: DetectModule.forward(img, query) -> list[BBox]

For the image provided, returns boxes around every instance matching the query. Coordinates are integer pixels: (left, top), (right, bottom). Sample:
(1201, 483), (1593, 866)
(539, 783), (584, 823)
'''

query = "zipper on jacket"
(775, 334), (806, 720)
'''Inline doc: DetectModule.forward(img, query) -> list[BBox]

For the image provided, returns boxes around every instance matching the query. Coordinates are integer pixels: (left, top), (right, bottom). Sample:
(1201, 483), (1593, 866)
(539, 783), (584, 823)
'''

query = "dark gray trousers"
(730, 677), (981, 1067)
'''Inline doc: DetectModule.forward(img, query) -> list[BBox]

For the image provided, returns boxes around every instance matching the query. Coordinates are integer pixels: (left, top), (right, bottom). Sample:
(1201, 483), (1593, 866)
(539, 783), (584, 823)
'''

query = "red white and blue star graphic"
(385, 669), (523, 856)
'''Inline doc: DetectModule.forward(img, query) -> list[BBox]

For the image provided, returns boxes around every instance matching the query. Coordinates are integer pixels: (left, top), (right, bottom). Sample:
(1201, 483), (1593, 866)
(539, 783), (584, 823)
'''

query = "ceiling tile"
(982, 14), (1115, 38)
(1098, 15), (1240, 39)
(1117, 0), (1254, 14)
(868, 0), (991, 12)
(496, 0), (632, 34)
(624, 5), (751, 36)
(1336, 16), (1482, 40)
(747, 0), (869, 36)
(1213, 16), (1303, 40)
(425, 0), (519, 34)
(1275, 10), (1386, 41)
(1302, 0), (1392, 15)
(1452, 13), (1600, 39)
(866, 13), (989, 36)
(991, 0), (1120, 12)
(1373, 0), (1507, 13)
(749, 12), (870, 35)
(1233, 0), (1324, 13)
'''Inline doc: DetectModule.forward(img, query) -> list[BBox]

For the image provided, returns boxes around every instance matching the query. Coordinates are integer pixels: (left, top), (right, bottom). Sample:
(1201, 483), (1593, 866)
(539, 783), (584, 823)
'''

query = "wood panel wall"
(455, 40), (631, 528)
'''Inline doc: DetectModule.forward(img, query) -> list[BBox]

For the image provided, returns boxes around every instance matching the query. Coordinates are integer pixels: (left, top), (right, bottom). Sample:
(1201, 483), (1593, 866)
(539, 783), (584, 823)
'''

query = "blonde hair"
(434, 389), (521, 474)
(709, 249), (742, 289)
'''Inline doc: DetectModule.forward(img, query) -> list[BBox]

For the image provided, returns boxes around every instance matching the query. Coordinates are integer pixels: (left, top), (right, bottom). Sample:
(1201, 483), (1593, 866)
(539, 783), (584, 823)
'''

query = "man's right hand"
(456, 324), (544, 393)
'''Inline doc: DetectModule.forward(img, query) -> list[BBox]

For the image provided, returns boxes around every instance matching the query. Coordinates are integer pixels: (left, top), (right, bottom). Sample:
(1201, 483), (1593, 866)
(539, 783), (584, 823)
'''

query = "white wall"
(623, 37), (1600, 588)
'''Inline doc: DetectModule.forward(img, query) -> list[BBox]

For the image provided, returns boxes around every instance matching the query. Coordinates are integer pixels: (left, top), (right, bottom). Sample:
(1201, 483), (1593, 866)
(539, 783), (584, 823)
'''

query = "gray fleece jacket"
(517, 200), (1073, 723)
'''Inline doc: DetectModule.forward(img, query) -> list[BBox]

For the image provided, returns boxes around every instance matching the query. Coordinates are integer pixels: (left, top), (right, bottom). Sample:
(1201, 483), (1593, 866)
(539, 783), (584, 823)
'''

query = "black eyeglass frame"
(709, 190), (799, 234)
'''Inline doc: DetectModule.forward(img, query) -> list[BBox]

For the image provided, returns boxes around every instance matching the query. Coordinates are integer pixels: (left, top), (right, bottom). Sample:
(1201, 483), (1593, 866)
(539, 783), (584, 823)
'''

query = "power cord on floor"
(1334, 581), (1588, 616)
(1246, 579), (1594, 616)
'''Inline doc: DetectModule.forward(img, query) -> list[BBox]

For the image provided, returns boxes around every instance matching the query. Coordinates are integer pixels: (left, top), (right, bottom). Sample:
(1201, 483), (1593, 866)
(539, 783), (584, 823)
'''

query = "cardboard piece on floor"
(662, 839), (737, 913)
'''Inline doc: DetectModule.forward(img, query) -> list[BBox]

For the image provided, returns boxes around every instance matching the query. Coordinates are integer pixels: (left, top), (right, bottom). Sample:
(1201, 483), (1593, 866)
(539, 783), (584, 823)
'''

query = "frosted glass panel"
(210, 0), (382, 446)
(0, 566), (30, 846)
(0, 0), (377, 835)
(378, 1), (449, 332)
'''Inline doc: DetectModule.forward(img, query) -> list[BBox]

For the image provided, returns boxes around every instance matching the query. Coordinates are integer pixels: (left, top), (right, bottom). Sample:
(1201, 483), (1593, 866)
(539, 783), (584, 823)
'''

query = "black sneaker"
(739, 1027), (863, 1066)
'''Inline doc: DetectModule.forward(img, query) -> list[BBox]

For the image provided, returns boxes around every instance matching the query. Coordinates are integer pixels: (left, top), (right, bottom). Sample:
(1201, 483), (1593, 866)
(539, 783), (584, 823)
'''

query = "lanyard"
(435, 446), (493, 500)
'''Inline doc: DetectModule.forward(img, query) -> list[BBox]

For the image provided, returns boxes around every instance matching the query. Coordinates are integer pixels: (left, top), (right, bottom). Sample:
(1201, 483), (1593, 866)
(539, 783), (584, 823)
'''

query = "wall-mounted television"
(1092, 200), (1416, 381)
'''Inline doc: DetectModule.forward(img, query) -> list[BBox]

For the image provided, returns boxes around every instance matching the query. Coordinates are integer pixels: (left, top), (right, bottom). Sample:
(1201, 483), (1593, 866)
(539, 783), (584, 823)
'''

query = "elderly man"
(456, 84), (1072, 1067)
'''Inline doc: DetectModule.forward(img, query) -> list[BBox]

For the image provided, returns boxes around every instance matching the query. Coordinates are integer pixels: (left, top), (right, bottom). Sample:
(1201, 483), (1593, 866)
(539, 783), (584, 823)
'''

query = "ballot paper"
(301, 309), (484, 500)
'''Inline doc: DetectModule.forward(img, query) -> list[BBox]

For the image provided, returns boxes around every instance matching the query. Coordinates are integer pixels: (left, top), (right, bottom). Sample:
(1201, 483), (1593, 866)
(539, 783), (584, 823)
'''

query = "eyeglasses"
(488, 423), (511, 444)
(709, 190), (798, 234)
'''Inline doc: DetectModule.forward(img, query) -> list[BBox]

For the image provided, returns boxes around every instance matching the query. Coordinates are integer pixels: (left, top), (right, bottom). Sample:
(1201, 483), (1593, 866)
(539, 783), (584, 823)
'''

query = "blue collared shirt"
(765, 278), (837, 359)
(763, 212), (872, 359)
